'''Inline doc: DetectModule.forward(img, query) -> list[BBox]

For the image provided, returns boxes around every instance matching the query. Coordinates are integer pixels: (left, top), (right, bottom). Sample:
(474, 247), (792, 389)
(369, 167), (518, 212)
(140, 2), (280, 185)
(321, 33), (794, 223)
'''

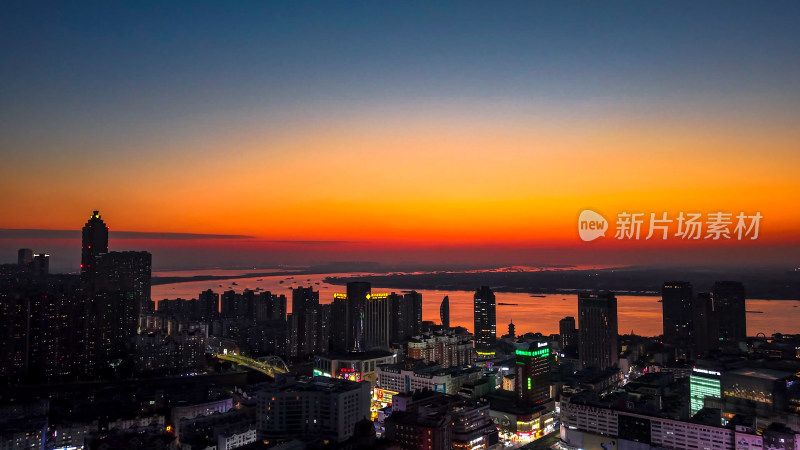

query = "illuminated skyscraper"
(578, 291), (618, 370)
(440, 296), (450, 329)
(515, 344), (551, 404)
(662, 281), (693, 343)
(473, 286), (496, 354)
(81, 210), (108, 284)
(364, 292), (390, 350)
(689, 365), (722, 416)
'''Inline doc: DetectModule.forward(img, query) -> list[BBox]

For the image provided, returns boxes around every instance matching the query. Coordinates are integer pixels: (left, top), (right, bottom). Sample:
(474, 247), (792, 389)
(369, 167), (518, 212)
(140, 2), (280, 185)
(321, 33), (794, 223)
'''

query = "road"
(214, 353), (288, 377)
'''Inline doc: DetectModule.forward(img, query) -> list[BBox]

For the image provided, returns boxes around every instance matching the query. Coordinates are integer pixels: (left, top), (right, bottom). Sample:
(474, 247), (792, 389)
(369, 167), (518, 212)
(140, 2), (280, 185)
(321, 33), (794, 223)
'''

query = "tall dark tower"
(473, 286), (496, 355)
(712, 281), (746, 343)
(346, 282), (371, 352)
(17, 248), (33, 266)
(81, 210), (108, 283)
(578, 291), (618, 370)
(290, 286), (320, 359)
(440, 296), (450, 329)
(662, 281), (694, 343)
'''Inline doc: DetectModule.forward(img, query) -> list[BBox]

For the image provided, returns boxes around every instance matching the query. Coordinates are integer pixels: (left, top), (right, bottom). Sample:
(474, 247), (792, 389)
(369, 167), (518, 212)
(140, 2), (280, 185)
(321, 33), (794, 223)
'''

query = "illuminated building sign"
(333, 293), (347, 299)
(693, 367), (721, 376)
(516, 348), (550, 358)
(366, 293), (389, 299)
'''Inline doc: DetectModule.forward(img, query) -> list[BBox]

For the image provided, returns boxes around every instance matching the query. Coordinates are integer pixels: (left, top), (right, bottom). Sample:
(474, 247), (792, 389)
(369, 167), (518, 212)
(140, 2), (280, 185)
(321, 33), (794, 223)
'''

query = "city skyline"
(2, 2), (800, 271)
(2, 3), (800, 449)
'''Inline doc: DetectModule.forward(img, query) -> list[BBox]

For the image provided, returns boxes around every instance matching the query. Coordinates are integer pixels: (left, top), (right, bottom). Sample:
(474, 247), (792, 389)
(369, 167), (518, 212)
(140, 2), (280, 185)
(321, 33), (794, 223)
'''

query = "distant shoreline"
(151, 269), (800, 301)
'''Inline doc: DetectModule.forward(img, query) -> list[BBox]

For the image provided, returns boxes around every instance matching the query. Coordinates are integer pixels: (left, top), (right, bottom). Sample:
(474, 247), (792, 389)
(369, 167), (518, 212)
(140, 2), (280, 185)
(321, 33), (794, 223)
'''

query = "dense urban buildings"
(1, 211), (799, 450)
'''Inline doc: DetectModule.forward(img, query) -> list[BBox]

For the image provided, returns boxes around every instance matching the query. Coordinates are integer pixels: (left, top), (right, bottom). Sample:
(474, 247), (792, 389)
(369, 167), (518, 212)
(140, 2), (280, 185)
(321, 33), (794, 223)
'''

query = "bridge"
(214, 353), (289, 376)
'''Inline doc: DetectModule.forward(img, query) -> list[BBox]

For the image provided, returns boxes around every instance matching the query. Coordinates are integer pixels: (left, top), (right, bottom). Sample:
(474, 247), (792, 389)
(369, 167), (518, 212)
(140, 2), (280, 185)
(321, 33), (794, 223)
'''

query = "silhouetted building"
(30, 253), (49, 277)
(290, 286), (319, 359)
(346, 282), (371, 352)
(578, 291), (618, 370)
(713, 281), (747, 344)
(515, 345), (551, 404)
(198, 289), (219, 321)
(257, 376), (371, 444)
(440, 295), (450, 328)
(390, 291), (423, 342)
(17, 248), (33, 266)
(81, 210), (108, 285)
(261, 291), (286, 322)
(330, 293), (348, 353)
(473, 286), (496, 355)
(559, 316), (577, 349)
(507, 320), (515, 339)
(91, 251), (152, 362)
(662, 281), (693, 343)
(691, 292), (720, 356)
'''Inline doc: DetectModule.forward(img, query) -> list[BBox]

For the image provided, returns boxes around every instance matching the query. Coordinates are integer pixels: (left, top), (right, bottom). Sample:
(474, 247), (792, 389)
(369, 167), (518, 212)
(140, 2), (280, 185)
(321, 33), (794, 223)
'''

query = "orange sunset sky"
(1, 3), (799, 271)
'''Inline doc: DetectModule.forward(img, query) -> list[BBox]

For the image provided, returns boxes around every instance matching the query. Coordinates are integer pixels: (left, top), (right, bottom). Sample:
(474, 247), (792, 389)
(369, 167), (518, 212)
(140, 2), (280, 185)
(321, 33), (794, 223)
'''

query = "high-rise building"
(389, 291), (423, 342)
(198, 289), (219, 321)
(662, 281), (694, 346)
(406, 331), (474, 368)
(364, 292), (390, 350)
(92, 251), (152, 360)
(440, 296), (450, 329)
(346, 282), (371, 352)
(257, 376), (371, 444)
(30, 253), (49, 277)
(559, 316), (577, 349)
(691, 293), (719, 356)
(317, 303), (332, 353)
(514, 345), (551, 404)
(81, 210), (108, 284)
(404, 291), (423, 338)
(290, 286), (319, 359)
(689, 365), (722, 416)
(578, 291), (618, 370)
(330, 293), (348, 353)
(473, 286), (496, 355)
(17, 248), (33, 266)
(712, 281), (746, 344)
(261, 291), (286, 321)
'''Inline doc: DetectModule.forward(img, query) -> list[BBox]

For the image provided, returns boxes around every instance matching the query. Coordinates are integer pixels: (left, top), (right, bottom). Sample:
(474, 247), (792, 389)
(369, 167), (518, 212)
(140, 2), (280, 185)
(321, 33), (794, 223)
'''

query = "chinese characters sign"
(578, 210), (761, 242)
